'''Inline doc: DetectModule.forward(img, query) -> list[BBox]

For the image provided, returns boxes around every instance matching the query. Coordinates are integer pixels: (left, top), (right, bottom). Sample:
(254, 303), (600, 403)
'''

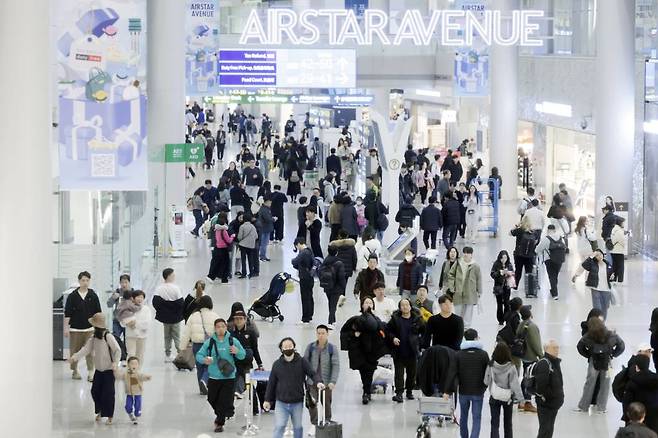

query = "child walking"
(118, 356), (151, 424)
(69, 313), (121, 425)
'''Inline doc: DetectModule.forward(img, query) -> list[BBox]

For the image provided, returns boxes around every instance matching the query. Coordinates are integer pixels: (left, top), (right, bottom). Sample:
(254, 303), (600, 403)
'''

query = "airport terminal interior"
(4, 0), (658, 437)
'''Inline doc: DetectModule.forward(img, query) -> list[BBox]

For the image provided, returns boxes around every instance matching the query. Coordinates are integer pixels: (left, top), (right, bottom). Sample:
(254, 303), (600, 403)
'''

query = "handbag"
(217, 358), (235, 376)
(493, 285), (505, 296)
(489, 376), (512, 402)
(85, 67), (111, 101)
(173, 346), (195, 371)
(506, 275), (516, 289)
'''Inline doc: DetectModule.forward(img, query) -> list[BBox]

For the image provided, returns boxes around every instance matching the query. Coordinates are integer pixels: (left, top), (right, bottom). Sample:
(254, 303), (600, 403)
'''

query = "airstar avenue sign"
(239, 8), (544, 47)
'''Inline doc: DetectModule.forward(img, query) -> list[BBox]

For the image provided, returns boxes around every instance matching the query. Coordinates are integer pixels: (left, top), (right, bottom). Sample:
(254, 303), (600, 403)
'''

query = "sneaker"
(72, 370), (82, 380)
(406, 392), (415, 400)
(552, 296), (559, 301)
(523, 403), (538, 413)
(326, 323), (335, 330)
(95, 413), (101, 422)
(337, 295), (347, 307)
(392, 394), (403, 403)
(199, 380), (208, 395)
(206, 276), (215, 284)
(221, 280), (231, 285)
(105, 418), (113, 425)
(129, 413), (136, 422)
(87, 375), (94, 383)
(362, 394), (370, 405)
(238, 275), (247, 279)
(307, 425), (316, 436)
(572, 407), (585, 413)
(297, 320), (311, 325)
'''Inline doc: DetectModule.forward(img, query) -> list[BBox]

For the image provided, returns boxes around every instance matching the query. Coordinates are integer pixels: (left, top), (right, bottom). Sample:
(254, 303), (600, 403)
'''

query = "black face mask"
(282, 349), (295, 357)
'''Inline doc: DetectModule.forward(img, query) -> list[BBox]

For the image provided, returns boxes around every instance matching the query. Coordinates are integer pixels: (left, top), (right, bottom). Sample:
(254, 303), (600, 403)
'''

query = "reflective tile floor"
(53, 153), (658, 438)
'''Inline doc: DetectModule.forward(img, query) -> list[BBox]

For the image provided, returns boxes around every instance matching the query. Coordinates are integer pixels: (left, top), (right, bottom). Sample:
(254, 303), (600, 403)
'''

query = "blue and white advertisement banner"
(453, 0), (489, 97)
(54, 0), (148, 190)
(345, 0), (369, 18)
(186, 0), (220, 95)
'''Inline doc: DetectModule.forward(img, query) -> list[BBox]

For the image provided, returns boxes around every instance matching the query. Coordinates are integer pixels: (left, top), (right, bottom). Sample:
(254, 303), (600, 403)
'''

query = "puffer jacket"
(442, 198), (461, 226)
(395, 203), (419, 228)
(611, 225), (627, 254)
(339, 202), (360, 236)
(215, 226), (234, 249)
(180, 308), (220, 346)
(447, 261), (482, 305)
(420, 204), (442, 231)
(330, 238), (358, 277)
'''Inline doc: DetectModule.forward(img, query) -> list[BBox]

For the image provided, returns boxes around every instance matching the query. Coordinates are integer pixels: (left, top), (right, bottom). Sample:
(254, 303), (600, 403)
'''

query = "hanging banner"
(186, 0), (220, 95)
(54, 0), (148, 190)
(453, 0), (490, 97)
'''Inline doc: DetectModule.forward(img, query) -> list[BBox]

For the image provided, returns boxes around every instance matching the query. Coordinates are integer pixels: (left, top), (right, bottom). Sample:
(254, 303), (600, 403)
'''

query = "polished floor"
(53, 147), (658, 438)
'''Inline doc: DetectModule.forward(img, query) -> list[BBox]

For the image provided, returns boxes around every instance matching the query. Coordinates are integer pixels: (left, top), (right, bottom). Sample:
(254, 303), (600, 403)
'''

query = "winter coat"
(417, 345), (457, 396)
(303, 341), (340, 385)
(395, 203), (419, 228)
(180, 308), (220, 346)
(215, 227), (234, 249)
(326, 154), (342, 176)
(292, 247), (315, 282)
(237, 222), (258, 249)
(228, 321), (263, 369)
(266, 353), (319, 404)
(339, 203), (360, 236)
(611, 225), (627, 254)
(576, 330), (625, 368)
(396, 260), (424, 294)
(122, 305), (151, 339)
(438, 259), (457, 291)
(330, 238), (357, 277)
(420, 204), (442, 231)
(319, 255), (347, 295)
(328, 201), (343, 225)
(516, 319), (543, 362)
(64, 288), (102, 330)
(152, 283), (184, 324)
(450, 341), (490, 396)
(490, 259), (514, 291)
(195, 332), (246, 380)
(386, 310), (424, 359)
(353, 268), (385, 302)
(581, 257), (612, 289)
(484, 361), (524, 402)
(623, 355), (658, 432)
(601, 212), (618, 240)
(615, 424), (658, 438)
(340, 313), (389, 370)
(447, 261), (482, 305)
(441, 198), (461, 226)
(534, 353), (564, 410)
(257, 205), (275, 233)
(355, 239), (382, 271)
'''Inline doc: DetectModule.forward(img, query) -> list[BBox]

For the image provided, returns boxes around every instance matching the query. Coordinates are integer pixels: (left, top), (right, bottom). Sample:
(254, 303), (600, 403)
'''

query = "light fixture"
(644, 120), (658, 135)
(415, 89), (442, 98)
(535, 101), (572, 117)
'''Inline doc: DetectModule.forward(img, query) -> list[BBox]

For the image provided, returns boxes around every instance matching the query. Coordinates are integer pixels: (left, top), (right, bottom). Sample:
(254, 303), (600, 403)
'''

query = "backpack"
(612, 366), (629, 402)
(376, 214), (389, 232)
(523, 358), (552, 397)
(547, 236), (566, 264)
(590, 342), (612, 371)
(209, 335), (254, 372)
(318, 262), (337, 291)
(308, 342), (335, 358)
(510, 324), (528, 358)
(517, 232), (537, 258)
(496, 323), (515, 347)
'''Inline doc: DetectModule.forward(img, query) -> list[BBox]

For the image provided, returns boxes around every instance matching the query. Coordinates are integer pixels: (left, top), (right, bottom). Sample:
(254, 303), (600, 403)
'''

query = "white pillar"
(490, 0), (519, 201)
(0, 1), (52, 434)
(595, 0), (635, 209)
(147, 0), (187, 253)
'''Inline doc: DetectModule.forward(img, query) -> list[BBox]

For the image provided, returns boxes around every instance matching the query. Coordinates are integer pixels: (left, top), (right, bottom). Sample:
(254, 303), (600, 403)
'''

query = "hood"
(330, 238), (356, 248)
(460, 340), (484, 350)
(492, 361), (514, 372)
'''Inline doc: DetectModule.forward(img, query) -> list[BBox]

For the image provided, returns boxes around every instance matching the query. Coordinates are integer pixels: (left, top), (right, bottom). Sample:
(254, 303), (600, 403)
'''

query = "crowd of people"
(62, 105), (657, 438)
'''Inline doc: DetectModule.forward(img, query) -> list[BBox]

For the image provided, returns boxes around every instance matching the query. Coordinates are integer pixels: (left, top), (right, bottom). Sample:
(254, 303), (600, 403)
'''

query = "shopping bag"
(173, 346), (195, 371)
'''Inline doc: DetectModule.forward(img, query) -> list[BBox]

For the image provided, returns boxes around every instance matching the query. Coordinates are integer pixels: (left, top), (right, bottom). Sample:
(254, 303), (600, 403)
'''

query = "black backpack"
(517, 232), (537, 258)
(496, 323), (515, 347)
(523, 358), (552, 397)
(318, 262), (337, 291)
(612, 366), (629, 402)
(547, 236), (566, 264)
(510, 324), (528, 358)
(591, 343), (611, 371)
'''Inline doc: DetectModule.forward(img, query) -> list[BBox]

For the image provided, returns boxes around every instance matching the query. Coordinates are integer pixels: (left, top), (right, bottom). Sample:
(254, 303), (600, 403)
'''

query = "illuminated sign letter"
(318, 9), (348, 45)
(337, 9), (366, 45)
(270, 9), (299, 45)
(299, 10), (320, 45)
(465, 11), (492, 46)
(393, 10), (421, 45)
(493, 10), (521, 46)
(363, 9), (390, 45)
(521, 10), (544, 46)
(441, 11), (465, 46)
(413, 10), (441, 45)
(239, 9), (268, 44)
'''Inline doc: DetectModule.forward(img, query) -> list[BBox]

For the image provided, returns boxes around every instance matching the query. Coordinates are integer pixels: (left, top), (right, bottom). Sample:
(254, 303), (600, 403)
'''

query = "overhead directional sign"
(218, 49), (356, 88)
(203, 93), (373, 106)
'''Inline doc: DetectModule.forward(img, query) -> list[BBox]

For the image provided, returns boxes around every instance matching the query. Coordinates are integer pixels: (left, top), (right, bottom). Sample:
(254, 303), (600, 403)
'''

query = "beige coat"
(180, 308), (219, 346)
(447, 261), (482, 306)
(118, 369), (151, 395)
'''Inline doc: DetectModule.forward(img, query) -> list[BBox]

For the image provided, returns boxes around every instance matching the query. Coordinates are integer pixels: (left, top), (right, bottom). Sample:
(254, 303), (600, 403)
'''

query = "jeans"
(459, 394), (483, 438)
(192, 342), (209, 384)
(442, 224), (458, 249)
(489, 397), (513, 438)
(163, 323), (180, 356)
(125, 395), (142, 417)
(577, 361), (610, 412)
(536, 404), (558, 438)
(591, 289), (612, 320)
(259, 231), (271, 259)
(393, 356), (417, 395)
(192, 209), (203, 235)
(423, 230), (438, 249)
(273, 401), (303, 438)
(544, 260), (562, 297)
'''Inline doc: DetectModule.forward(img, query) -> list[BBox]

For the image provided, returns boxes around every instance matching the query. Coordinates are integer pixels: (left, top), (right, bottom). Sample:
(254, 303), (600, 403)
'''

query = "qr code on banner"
(90, 154), (116, 177)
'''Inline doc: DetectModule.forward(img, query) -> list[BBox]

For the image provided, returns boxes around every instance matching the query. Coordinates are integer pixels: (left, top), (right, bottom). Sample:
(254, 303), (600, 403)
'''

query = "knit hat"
(229, 302), (246, 320)
(88, 313), (107, 329)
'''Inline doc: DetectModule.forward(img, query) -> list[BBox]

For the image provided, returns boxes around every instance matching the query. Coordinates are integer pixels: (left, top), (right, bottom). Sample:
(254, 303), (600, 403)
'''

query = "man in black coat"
(448, 155), (463, 185)
(441, 192), (461, 249)
(305, 207), (323, 259)
(326, 148), (342, 180)
(270, 185), (288, 242)
(319, 246), (347, 327)
(601, 205), (619, 241)
(534, 340), (564, 438)
(404, 144), (418, 166)
(420, 196), (443, 249)
(387, 300), (424, 402)
(292, 237), (316, 323)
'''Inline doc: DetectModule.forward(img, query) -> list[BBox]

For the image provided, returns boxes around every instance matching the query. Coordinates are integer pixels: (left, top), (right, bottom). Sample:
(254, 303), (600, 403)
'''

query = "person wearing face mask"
(387, 298), (424, 403)
(340, 297), (389, 405)
(195, 318), (246, 433)
(572, 249), (614, 319)
(264, 338), (322, 438)
(396, 249), (424, 300)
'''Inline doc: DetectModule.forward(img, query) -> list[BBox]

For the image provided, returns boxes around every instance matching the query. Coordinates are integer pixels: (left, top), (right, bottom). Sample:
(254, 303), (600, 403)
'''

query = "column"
(595, 0), (635, 209)
(0, 1), (52, 435)
(147, 0), (186, 254)
(490, 0), (519, 201)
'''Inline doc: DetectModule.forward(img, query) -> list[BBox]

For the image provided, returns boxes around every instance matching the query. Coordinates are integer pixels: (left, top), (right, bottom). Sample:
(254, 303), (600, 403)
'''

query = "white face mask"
(356, 200), (362, 205)
(405, 255), (413, 262)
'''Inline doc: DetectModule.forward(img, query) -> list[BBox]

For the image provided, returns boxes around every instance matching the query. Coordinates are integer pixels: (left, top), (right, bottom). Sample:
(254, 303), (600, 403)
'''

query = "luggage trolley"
(417, 395), (456, 431)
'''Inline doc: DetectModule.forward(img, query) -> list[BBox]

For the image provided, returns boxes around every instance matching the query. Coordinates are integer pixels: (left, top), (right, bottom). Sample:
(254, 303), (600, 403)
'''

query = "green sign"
(165, 143), (204, 163)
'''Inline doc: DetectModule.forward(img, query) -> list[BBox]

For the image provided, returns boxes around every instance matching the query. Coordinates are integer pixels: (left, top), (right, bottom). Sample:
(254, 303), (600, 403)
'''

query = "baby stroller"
(248, 272), (293, 322)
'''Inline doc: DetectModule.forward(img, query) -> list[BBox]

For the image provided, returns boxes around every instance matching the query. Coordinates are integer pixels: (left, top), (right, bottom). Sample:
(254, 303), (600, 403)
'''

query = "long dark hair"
(650, 308), (658, 334)
(586, 317), (608, 343)
(575, 216), (588, 236)
(492, 342), (512, 364)
(495, 250), (511, 268)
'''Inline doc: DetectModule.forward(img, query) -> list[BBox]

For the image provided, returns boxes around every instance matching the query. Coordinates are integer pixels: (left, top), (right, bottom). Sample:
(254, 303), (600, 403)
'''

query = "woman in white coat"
(610, 217), (627, 283)
(355, 230), (383, 271)
(574, 216), (598, 261)
(463, 184), (481, 243)
(122, 290), (152, 365)
(180, 295), (220, 395)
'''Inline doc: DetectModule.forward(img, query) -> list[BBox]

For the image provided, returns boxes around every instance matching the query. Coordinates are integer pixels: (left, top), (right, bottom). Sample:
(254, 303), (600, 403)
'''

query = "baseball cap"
(637, 342), (654, 352)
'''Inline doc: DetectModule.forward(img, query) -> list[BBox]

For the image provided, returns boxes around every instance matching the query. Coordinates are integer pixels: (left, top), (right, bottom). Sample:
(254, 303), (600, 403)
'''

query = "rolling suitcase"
(316, 388), (342, 438)
(525, 265), (538, 298)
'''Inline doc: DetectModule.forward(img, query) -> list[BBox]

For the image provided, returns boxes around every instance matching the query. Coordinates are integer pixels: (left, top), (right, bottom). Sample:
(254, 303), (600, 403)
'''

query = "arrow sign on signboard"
(247, 96), (255, 102)
(290, 96), (298, 103)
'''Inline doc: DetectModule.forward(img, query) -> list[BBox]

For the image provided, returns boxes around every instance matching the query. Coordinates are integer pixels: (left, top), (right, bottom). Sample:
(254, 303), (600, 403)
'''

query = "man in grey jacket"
(303, 325), (340, 435)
